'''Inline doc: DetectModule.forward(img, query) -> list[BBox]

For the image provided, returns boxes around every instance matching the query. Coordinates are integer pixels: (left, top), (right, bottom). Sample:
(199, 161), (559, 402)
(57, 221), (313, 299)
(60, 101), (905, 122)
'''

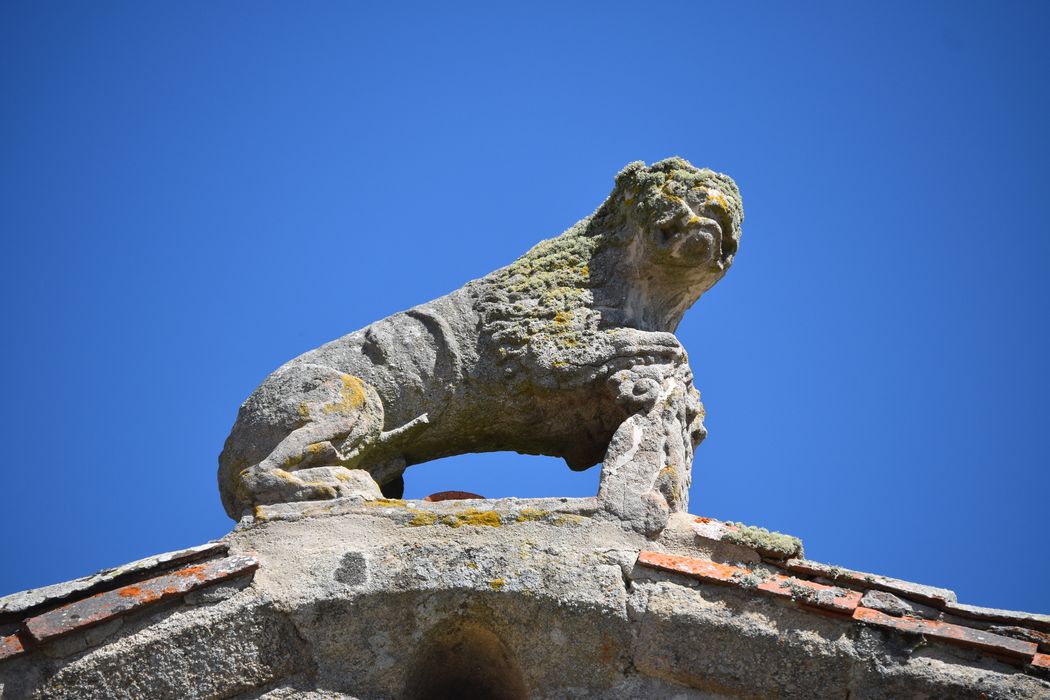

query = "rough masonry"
(2, 500), (1048, 699)
(218, 157), (743, 535)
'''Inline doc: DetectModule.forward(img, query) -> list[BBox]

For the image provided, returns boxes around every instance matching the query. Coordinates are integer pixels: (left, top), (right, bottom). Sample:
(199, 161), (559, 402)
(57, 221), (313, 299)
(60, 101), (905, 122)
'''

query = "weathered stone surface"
(988, 625), (1050, 653)
(2, 505), (1048, 699)
(656, 512), (762, 564)
(784, 557), (957, 606)
(23, 554), (258, 644)
(691, 516), (804, 561)
(860, 589), (941, 619)
(3, 596), (306, 700)
(250, 494), (599, 526)
(628, 575), (1047, 700)
(0, 541), (227, 623)
(218, 158), (743, 534)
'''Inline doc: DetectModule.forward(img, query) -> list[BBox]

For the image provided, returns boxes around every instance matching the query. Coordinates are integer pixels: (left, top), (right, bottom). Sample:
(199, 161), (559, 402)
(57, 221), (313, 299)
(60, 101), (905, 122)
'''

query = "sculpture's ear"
(613, 161), (647, 194)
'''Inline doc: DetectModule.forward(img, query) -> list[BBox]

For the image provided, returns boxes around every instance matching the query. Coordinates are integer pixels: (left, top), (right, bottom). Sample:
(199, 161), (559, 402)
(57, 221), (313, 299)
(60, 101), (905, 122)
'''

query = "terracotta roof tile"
(23, 554), (258, 645)
(423, 491), (485, 502)
(0, 633), (24, 662)
(636, 551), (861, 615)
(853, 606), (1037, 661)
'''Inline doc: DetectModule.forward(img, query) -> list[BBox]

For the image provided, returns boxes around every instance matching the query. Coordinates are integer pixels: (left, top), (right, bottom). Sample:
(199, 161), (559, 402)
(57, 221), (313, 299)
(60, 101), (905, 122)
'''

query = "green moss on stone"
(723, 523), (804, 560)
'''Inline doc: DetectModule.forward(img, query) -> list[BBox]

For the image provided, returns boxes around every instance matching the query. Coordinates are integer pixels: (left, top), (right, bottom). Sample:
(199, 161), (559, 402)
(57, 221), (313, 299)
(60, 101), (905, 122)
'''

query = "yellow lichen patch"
(658, 465), (681, 498)
(306, 442), (326, 455)
(366, 498), (409, 508)
(513, 508), (580, 526)
(579, 265), (589, 277)
(253, 505), (268, 521)
(466, 561), (479, 569)
(706, 188), (729, 210)
(516, 508), (552, 523)
(297, 402), (311, 419)
(408, 511), (438, 527)
(488, 578), (506, 590)
(553, 310), (572, 325)
(659, 179), (685, 205)
(322, 374), (367, 415)
(402, 507), (501, 528)
(445, 509), (502, 528)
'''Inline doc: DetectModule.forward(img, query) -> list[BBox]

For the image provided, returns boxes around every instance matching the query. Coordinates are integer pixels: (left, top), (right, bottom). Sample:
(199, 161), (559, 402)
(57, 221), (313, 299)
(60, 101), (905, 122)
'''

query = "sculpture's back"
(218, 157), (743, 534)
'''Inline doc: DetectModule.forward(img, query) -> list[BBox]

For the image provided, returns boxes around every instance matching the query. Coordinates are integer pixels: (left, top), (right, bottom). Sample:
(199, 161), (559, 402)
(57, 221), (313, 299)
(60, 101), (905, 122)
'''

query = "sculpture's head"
(611, 157), (743, 276)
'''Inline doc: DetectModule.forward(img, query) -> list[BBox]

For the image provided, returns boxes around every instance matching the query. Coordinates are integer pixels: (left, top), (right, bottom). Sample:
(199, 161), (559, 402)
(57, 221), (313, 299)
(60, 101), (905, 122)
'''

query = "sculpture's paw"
(241, 465), (383, 511)
(609, 367), (665, 412)
(602, 329), (687, 370)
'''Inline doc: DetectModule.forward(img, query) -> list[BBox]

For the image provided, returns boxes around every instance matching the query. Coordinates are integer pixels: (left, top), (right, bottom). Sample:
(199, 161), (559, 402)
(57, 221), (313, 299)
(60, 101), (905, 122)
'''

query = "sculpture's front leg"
(594, 360), (705, 536)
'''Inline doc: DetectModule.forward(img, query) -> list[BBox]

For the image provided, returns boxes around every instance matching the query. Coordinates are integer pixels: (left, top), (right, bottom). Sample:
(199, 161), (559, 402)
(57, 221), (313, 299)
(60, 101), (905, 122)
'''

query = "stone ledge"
(249, 495), (599, 525)
(3, 509), (1048, 699)
(944, 601), (1050, 633)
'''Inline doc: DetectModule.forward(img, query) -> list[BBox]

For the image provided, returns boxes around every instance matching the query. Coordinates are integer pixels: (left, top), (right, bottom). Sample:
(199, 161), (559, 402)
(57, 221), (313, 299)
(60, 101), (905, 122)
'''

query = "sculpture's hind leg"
(219, 363), (385, 517)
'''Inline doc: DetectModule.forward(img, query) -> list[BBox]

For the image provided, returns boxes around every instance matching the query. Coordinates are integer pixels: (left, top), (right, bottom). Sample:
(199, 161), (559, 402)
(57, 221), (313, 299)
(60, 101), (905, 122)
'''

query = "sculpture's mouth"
(698, 197), (739, 264)
(655, 207), (737, 268)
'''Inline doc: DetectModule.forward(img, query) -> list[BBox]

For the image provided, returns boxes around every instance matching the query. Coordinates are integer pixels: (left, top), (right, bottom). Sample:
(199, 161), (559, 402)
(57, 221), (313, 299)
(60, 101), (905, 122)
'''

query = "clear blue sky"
(1, 2), (1047, 614)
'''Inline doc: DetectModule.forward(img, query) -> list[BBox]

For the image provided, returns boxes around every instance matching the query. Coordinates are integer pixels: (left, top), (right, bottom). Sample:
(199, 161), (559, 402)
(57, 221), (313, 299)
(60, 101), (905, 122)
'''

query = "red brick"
(1032, 653), (1050, 670)
(755, 577), (863, 615)
(0, 632), (24, 661)
(423, 490), (485, 502)
(637, 551), (742, 583)
(852, 607), (1038, 661)
(23, 554), (258, 644)
(636, 551), (861, 615)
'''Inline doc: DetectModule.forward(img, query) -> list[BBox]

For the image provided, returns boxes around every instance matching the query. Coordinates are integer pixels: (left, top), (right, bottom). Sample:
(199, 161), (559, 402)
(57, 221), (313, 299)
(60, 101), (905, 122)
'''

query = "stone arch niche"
(402, 618), (529, 700)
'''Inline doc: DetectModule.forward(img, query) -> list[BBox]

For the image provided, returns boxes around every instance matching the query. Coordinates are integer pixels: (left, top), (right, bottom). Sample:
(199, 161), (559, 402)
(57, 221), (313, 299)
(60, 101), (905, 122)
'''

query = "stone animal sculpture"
(218, 157), (743, 533)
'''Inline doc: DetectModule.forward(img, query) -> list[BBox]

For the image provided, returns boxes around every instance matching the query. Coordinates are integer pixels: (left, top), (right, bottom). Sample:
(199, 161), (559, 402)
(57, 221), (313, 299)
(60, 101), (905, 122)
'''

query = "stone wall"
(2, 496), (1048, 699)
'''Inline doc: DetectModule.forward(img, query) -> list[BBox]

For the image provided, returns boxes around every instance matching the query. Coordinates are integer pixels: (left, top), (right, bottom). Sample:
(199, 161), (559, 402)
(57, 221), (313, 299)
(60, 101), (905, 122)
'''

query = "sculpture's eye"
(657, 224), (678, 245)
(704, 187), (731, 213)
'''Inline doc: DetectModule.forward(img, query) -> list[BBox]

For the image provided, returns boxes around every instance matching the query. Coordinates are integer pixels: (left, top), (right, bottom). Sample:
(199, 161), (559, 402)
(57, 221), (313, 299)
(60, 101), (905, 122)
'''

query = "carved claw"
(375, 413), (430, 446)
